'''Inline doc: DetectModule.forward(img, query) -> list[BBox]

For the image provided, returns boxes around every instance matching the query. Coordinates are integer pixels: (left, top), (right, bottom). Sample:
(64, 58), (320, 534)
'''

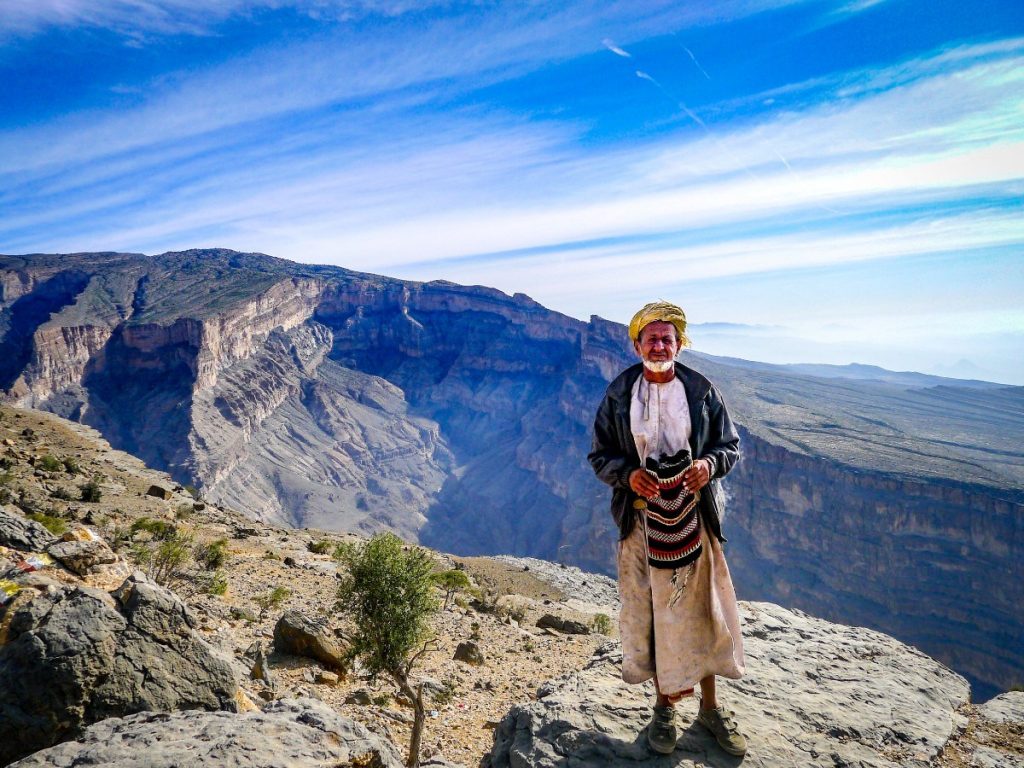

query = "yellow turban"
(628, 301), (691, 347)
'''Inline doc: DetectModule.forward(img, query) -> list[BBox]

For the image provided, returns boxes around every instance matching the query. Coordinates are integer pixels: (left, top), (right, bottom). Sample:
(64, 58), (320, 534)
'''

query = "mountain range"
(1, 248), (1021, 700)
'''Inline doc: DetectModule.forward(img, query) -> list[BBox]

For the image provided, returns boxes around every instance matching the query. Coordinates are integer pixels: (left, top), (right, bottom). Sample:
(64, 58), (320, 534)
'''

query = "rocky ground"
(1, 403), (1021, 767)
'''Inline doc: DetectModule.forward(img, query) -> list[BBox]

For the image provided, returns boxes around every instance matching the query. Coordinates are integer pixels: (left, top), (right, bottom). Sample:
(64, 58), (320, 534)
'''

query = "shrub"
(50, 486), (75, 501)
(205, 571), (228, 596)
(591, 613), (613, 635)
(130, 517), (177, 541)
(196, 538), (229, 570)
(62, 457), (81, 475)
(37, 455), (63, 472)
(27, 511), (67, 536)
(308, 539), (332, 555)
(175, 503), (193, 520)
(133, 529), (194, 587)
(79, 475), (103, 502)
(335, 533), (440, 768)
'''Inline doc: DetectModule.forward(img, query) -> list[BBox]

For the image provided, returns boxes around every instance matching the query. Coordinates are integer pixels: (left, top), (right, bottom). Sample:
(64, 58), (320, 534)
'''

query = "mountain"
(1, 248), (1022, 702)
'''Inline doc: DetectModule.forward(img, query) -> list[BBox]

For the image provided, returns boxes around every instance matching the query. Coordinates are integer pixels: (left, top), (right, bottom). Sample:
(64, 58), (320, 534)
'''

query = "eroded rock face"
(8, 697), (404, 768)
(0, 571), (240, 765)
(488, 602), (970, 768)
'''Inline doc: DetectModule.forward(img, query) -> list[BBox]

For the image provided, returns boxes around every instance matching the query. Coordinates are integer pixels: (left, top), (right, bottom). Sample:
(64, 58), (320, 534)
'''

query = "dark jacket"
(588, 361), (741, 541)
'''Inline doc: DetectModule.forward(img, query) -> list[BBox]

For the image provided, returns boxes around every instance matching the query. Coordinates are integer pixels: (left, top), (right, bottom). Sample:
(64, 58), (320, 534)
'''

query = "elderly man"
(588, 300), (747, 756)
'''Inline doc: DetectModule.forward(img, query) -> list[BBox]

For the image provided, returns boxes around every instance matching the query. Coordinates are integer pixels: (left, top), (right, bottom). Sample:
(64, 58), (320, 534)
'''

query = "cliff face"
(726, 428), (1023, 701)
(1, 249), (1022, 703)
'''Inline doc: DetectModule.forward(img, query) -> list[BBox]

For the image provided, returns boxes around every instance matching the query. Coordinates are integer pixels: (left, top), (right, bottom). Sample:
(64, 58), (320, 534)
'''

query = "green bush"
(62, 457), (81, 475)
(27, 511), (67, 536)
(37, 455), (63, 472)
(79, 475), (103, 503)
(50, 486), (75, 501)
(308, 539), (332, 555)
(205, 571), (229, 596)
(133, 529), (194, 587)
(591, 613), (613, 635)
(130, 517), (178, 541)
(196, 538), (229, 570)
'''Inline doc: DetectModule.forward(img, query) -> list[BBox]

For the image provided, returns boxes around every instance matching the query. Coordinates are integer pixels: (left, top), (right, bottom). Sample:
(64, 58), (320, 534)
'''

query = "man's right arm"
(588, 394), (637, 491)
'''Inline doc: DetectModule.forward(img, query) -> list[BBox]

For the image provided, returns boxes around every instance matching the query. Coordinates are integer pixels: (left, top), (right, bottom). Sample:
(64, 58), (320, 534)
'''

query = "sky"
(1, 0), (1022, 383)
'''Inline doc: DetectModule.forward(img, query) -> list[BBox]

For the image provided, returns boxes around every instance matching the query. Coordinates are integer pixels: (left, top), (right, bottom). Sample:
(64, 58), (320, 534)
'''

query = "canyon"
(1, 248), (1021, 701)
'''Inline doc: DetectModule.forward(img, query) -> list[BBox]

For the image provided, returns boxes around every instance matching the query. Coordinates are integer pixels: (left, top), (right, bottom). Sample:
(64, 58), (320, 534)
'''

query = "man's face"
(635, 321), (679, 363)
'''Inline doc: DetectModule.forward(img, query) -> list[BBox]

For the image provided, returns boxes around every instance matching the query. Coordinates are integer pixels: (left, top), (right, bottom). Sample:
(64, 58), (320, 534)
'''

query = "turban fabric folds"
(628, 301), (691, 348)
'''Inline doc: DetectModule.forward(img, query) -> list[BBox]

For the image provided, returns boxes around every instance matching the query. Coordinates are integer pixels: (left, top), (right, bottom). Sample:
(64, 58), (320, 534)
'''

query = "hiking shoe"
(646, 705), (677, 754)
(697, 705), (747, 756)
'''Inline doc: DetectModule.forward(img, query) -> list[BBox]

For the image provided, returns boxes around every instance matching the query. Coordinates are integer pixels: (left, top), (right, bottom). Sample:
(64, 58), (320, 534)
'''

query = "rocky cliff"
(1, 248), (1022, 704)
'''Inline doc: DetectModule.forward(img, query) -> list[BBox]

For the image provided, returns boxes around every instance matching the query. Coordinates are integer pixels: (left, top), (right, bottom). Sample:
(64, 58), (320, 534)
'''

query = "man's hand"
(682, 459), (713, 494)
(628, 468), (659, 498)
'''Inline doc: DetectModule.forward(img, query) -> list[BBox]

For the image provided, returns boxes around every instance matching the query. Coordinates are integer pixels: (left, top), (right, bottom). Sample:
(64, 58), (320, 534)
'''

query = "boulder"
(453, 641), (485, 666)
(0, 571), (240, 765)
(146, 484), (172, 499)
(47, 538), (118, 576)
(489, 602), (970, 768)
(8, 697), (404, 768)
(273, 610), (348, 673)
(970, 691), (1024, 768)
(536, 613), (590, 635)
(0, 505), (56, 551)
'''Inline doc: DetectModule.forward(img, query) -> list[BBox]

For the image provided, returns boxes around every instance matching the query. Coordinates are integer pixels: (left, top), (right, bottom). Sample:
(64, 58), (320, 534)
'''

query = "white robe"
(618, 375), (745, 695)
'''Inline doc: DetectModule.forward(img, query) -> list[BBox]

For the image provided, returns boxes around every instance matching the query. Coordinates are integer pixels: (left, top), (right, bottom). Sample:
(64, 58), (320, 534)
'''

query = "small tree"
(431, 569), (471, 610)
(336, 533), (439, 768)
(254, 585), (290, 620)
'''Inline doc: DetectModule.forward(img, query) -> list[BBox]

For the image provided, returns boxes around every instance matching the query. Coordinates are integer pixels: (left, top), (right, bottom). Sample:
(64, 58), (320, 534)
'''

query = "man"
(588, 300), (747, 756)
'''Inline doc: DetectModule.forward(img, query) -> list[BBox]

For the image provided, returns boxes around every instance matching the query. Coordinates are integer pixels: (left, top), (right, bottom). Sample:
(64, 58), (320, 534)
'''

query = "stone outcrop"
(0, 504), (56, 551)
(0, 571), (240, 765)
(8, 697), (405, 768)
(2, 248), (1022, 704)
(488, 602), (971, 768)
(273, 609), (349, 673)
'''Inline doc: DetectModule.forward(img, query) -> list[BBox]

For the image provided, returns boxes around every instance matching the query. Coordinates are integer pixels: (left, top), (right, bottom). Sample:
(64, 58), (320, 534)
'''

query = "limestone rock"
(488, 602), (970, 768)
(0, 505), (56, 551)
(146, 484), (172, 499)
(979, 691), (1024, 725)
(536, 614), (590, 635)
(9, 697), (404, 768)
(454, 641), (485, 666)
(970, 691), (1024, 768)
(273, 609), (347, 673)
(0, 571), (240, 765)
(346, 688), (373, 705)
(47, 537), (118, 575)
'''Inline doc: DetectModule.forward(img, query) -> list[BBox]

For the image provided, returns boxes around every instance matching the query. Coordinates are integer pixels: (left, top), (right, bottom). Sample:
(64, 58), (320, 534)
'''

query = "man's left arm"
(702, 385), (740, 480)
(684, 385), (741, 494)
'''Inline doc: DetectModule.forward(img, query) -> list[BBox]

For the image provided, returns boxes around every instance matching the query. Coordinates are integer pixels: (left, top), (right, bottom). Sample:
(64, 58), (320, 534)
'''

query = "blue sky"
(2, 1), (1022, 383)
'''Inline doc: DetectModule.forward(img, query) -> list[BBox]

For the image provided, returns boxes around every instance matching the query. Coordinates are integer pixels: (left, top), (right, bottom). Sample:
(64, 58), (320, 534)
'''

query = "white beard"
(643, 360), (674, 373)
